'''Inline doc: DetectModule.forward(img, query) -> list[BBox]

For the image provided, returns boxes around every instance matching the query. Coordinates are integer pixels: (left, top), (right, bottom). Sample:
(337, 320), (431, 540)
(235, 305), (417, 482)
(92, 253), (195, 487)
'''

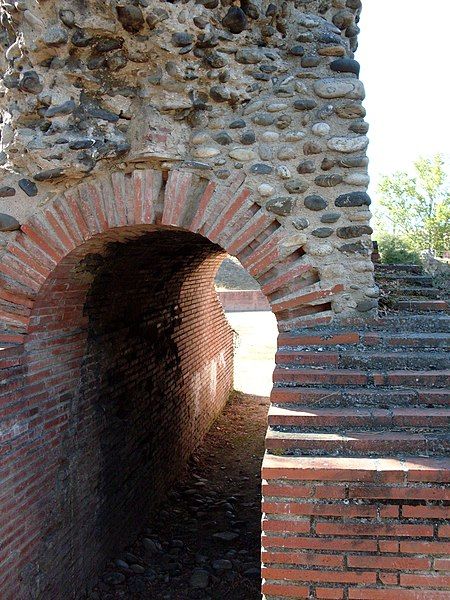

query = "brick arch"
(0, 166), (343, 598)
(0, 167), (343, 349)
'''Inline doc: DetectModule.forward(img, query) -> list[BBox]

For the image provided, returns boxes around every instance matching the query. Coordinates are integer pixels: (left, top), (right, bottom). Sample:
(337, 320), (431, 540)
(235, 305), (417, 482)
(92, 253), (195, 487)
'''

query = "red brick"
(347, 555), (431, 570)
(435, 559), (450, 571)
(262, 520), (310, 534)
(277, 331), (360, 346)
(263, 537), (376, 553)
(262, 484), (314, 499)
(406, 459), (450, 483)
(439, 525), (450, 538)
(262, 551), (343, 568)
(207, 187), (251, 242)
(271, 284), (344, 313)
(262, 456), (414, 483)
(261, 263), (314, 297)
(262, 567), (376, 585)
(400, 541), (450, 555)
(379, 572), (398, 585)
(378, 541), (399, 553)
(162, 170), (193, 227)
(273, 367), (368, 385)
(380, 505), (400, 518)
(316, 588), (344, 599)
(400, 574), (450, 588)
(188, 180), (218, 232)
(263, 501), (378, 518)
(262, 583), (309, 598)
(316, 523), (433, 538)
(402, 505), (449, 519)
(349, 485), (450, 501)
(226, 212), (273, 255)
(349, 590), (450, 600)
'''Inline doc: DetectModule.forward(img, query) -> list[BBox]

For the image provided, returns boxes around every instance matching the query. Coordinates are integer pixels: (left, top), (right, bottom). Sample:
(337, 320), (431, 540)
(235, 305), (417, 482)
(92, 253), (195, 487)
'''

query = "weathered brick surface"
(0, 168), (347, 597)
(262, 456), (450, 600)
(0, 228), (234, 598)
(262, 261), (449, 600)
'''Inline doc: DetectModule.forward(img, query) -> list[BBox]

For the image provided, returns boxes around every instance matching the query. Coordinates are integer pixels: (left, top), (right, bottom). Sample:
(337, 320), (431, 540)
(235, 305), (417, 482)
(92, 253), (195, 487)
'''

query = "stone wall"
(0, 0), (377, 318)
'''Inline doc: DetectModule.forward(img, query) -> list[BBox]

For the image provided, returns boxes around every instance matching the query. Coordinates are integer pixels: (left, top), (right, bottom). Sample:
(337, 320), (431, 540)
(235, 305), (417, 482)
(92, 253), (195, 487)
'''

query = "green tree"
(377, 154), (450, 256)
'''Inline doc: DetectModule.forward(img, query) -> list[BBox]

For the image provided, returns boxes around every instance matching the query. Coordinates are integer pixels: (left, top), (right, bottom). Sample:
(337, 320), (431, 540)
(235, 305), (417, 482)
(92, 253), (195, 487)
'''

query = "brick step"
(376, 332), (450, 348)
(268, 406), (450, 429)
(377, 314), (450, 333)
(375, 264), (423, 275)
(375, 274), (433, 287)
(276, 350), (449, 370)
(393, 287), (442, 299)
(271, 386), (450, 407)
(265, 429), (450, 457)
(273, 367), (450, 388)
(393, 299), (448, 312)
(262, 453), (450, 482)
(278, 330), (450, 349)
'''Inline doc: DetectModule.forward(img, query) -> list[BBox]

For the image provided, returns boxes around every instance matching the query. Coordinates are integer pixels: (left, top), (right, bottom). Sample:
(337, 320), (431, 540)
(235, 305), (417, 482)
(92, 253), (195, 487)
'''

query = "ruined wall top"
(0, 0), (378, 319)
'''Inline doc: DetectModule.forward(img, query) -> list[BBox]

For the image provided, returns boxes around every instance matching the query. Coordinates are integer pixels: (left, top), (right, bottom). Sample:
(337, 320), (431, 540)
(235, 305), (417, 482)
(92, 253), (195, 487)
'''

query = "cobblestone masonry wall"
(0, 1), (449, 599)
(0, 0), (376, 317)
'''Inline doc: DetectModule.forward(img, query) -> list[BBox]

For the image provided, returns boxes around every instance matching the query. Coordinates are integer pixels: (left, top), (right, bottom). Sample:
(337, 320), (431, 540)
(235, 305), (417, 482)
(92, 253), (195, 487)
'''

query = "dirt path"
(92, 392), (269, 600)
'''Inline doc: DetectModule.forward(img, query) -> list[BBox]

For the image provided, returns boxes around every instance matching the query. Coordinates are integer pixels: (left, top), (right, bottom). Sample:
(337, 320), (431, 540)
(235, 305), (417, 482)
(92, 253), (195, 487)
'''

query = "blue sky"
(356, 0), (450, 205)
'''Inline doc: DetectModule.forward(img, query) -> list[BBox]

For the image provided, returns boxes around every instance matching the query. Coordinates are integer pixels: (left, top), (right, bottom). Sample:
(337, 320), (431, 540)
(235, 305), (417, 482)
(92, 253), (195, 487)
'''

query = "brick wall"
(217, 289), (271, 312)
(262, 456), (450, 600)
(0, 227), (234, 599)
(263, 321), (450, 600)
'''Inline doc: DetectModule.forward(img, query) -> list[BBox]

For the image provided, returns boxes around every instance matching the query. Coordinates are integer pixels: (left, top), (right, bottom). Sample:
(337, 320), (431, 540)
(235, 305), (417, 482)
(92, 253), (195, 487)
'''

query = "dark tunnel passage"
(23, 226), (236, 597)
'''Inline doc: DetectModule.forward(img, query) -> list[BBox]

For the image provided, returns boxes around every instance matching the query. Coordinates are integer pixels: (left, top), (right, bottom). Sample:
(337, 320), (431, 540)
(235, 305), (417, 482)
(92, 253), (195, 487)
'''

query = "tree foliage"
(376, 154), (450, 256)
(377, 234), (421, 265)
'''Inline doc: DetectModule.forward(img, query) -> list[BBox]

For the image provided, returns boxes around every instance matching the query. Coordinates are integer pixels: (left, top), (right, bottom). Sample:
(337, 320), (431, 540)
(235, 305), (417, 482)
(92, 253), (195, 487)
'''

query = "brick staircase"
(262, 263), (450, 599)
(376, 263), (448, 313)
(269, 263), (449, 459)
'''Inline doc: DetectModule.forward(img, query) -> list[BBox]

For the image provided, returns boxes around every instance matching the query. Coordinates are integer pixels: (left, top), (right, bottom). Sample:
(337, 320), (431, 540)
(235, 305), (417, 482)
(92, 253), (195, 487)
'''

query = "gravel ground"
(91, 392), (269, 600)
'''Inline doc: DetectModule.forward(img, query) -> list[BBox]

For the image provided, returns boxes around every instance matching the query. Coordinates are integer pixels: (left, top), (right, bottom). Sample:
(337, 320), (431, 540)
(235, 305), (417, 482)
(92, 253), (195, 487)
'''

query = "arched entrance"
(0, 168), (336, 598)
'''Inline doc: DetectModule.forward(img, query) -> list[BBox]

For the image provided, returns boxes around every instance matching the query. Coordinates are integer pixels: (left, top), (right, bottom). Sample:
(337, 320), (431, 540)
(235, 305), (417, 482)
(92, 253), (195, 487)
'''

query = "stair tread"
(376, 275), (432, 282)
(274, 366), (450, 375)
(377, 278), (425, 284)
(277, 350), (449, 357)
(394, 299), (448, 308)
(266, 429), (450, 455)
(262, 454), (450, 474)
(271, 387), (450, 406)
(269, 406), (449, 417)
(278, 331), (450, 349)
(276, 350), (449, 370)
(399, 287), (440, 293)
(267, 429), (450, 440)
(272, 386), (450, 395)
(268, 406), (449, 429)
(396, 298), (447, 306)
